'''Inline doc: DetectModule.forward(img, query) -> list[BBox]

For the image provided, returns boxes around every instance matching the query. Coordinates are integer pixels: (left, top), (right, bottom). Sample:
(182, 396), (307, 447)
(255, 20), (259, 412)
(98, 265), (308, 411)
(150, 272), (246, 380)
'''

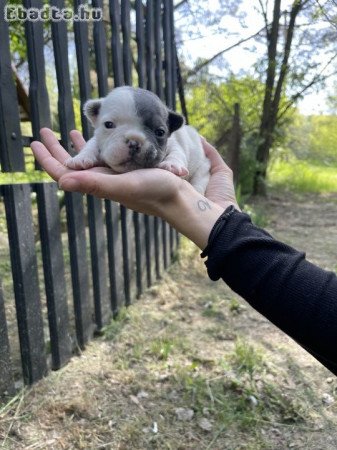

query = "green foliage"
(185, 76), (265, 144)
(268, 156), (337, 193)
(185, 76), (295, 194)
(285, 113), (337, 165)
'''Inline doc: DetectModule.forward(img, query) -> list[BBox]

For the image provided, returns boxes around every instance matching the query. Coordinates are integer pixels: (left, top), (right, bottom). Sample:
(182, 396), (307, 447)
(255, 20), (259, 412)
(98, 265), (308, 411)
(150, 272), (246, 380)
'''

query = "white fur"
(65, 87), (210, 194)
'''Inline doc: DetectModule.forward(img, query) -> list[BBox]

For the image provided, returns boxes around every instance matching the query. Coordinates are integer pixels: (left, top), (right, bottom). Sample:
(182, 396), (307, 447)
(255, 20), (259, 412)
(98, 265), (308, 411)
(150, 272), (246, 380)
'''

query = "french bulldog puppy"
(65, 86), (210, 194)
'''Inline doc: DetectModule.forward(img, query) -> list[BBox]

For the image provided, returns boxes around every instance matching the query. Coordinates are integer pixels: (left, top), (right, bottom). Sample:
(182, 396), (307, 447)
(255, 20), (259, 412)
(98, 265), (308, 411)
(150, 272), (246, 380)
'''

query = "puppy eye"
(104, 121), (115, 129)
(155, 128), (165, 137)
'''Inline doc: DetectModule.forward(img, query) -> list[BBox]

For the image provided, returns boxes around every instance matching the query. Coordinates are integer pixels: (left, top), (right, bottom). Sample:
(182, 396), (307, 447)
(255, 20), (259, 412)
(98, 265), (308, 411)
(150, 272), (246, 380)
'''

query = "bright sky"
(176, 0), (334, 115)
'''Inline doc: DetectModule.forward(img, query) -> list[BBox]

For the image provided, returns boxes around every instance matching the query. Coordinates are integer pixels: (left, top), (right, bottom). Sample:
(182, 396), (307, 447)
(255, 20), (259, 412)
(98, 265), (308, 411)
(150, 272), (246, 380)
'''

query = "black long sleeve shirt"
(202, 207), (337, 375)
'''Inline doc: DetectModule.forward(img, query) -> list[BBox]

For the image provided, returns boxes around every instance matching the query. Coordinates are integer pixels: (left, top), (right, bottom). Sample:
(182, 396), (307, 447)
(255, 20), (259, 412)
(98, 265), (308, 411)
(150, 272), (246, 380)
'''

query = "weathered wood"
(51, 0), (93, 348)
(0, 282), (14, 396)
(50, 0), (76, 148)
(0, 4), (25, 172)
(163, 0), (173, 110)
(74, 0), (109, 331)
(154, 0), (164, 100)
(92, 0), (109, 97)
(153, 1), (164, 277)
(110, 0), (124, 87)
(121, 0), (133, 86)
(3, 184), (47, 384)
(33, 183), (72, 369)
(105, 202), (125, 314)
(136, 0), (146, 88)
(25, 0), (73, 369)
(146, 0), (155, 91)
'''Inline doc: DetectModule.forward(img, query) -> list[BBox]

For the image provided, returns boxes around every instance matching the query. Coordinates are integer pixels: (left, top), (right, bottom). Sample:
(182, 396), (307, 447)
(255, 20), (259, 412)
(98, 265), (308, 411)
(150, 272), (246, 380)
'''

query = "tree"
(176, 0), (337, 195)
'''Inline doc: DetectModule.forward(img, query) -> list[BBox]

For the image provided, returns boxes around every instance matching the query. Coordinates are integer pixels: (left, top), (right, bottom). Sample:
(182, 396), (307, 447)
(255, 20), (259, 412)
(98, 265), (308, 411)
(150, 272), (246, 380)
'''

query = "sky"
(176, 0), (335, 115)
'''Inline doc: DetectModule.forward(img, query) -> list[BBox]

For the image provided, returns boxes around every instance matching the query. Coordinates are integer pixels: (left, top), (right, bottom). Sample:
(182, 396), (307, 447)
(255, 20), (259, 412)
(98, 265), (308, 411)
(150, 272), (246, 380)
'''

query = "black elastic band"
(200, 204), (236, 258)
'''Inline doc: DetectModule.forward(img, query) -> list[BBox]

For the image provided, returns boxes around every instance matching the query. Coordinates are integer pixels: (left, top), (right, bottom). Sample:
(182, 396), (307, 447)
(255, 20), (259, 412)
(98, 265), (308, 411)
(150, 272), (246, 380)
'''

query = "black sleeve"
(201, 206), (337, 375)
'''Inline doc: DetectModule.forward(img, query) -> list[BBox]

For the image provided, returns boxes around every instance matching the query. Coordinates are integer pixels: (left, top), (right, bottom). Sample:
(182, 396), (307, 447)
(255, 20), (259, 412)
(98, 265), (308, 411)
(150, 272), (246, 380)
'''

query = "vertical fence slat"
(24, 0), (72, 370)
(163, 0), (178, 261)
(144, 0), (157, 286)
(154, 1), (164, 101)
(110, 0), (124, 87)
(122, 0), (140, 301)
(0, 282), (14, 396)
(92, 0), (109, 97)
(91, 0), (125, 313)
(0, 7), (25, 172)
(33, 183), (72, 369)
(136, 0), (146, 89)
(51, 0), (93, 348)
(121, 0), (133, 86)
(153, 0), (164, 278)
(106, 202), (125, 314)
(111, 0), (133, 305)
(3, 184), (47, 384)
(74, 0), (109, 331)
(135, 0), (148, 294)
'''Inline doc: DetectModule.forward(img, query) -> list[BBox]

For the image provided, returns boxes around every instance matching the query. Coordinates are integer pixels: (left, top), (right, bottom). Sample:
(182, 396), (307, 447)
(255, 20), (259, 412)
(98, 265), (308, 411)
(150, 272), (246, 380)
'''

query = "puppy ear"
(168, 110), (184, 133)
(83, 99), (103, 125)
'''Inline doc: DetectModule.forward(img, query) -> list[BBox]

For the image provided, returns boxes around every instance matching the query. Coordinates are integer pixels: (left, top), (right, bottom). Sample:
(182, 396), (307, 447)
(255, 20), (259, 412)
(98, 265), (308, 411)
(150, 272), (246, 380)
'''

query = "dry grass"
(1, 193), (337, 449)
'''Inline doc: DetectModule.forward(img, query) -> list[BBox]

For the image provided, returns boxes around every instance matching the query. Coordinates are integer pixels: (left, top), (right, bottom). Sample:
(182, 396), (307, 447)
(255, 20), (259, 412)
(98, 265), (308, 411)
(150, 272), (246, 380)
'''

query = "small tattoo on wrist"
(197, 199), (211, 211)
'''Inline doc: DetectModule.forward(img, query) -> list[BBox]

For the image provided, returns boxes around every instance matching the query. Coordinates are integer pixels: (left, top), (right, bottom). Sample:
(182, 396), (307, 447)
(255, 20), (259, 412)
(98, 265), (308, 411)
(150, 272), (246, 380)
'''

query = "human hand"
(201, 138), (240, 211)
(31, 128), (187, 217)
(31, 129), (231, 250)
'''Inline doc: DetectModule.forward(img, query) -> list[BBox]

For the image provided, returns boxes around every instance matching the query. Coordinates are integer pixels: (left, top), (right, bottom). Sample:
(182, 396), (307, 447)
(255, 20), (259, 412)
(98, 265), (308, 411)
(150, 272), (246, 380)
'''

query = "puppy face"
(84, 87), (184, 173)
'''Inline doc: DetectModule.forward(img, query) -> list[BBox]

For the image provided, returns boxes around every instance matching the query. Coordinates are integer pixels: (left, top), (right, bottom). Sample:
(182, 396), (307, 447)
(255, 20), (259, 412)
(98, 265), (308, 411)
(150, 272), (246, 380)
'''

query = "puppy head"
(83, 87), (184, 173)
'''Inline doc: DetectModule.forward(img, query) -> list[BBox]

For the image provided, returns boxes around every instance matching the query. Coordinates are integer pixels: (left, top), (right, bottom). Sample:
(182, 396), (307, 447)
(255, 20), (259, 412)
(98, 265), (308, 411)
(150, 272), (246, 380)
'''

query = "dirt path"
(1, 192), (337, 450)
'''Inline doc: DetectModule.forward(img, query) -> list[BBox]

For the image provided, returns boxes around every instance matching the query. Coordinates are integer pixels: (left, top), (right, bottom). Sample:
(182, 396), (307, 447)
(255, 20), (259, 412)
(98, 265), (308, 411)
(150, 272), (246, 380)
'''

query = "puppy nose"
(127, 139), (141, 154)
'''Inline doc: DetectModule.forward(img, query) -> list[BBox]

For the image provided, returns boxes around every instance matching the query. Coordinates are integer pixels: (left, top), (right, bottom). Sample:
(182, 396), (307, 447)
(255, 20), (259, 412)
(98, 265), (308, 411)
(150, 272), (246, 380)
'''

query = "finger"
(201, 138), (232, 174)
(58, 170), (140, 204)
(40, 128), (70, 163)
(31, 140), (71, 181)
(70, 130), (86, 153)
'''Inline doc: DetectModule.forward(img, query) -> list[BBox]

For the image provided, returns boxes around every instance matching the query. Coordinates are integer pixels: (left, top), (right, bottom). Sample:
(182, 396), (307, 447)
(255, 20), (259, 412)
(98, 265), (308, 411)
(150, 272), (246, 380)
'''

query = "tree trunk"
(253, 0), (304, 196)
(226, 103), (242, 185)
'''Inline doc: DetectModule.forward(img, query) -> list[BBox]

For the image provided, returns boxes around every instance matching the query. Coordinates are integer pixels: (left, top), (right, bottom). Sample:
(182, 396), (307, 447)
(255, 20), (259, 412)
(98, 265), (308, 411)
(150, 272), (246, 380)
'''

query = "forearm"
(159, 181), (228, 250)
(202, 208), (337, 374)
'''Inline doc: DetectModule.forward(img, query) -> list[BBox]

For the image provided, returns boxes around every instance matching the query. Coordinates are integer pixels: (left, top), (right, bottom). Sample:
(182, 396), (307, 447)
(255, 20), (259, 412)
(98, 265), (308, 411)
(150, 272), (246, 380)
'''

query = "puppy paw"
(158, 161), (189, 177)
(64, 155), (99, 170)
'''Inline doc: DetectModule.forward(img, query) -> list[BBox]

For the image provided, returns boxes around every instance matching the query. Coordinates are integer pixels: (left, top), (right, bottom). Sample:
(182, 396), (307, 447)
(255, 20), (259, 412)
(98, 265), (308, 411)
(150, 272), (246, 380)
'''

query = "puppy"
(65, 86), (210, 194)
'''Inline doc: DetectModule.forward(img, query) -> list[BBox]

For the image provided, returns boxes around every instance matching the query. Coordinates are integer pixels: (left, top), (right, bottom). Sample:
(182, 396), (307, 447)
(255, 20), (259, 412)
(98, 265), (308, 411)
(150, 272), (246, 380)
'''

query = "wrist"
(160, 181), (227, 250)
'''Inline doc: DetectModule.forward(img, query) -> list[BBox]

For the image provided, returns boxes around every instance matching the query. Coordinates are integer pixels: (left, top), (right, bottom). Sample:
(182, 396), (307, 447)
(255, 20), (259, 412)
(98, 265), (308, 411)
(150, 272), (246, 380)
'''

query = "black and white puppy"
(65, 86), (210, 194)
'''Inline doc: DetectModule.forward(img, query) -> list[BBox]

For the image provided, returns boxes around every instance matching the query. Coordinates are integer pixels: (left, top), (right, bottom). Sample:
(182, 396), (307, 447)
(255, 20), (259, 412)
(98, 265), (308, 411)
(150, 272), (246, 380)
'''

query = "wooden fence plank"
(51, 0), (93, 348)
(92, 0), (109, 97)
(0, 6), (25, 172)
(24, 0), (72, 369)
(163, 0), (178, 261)
(74, 0), (109, 331)
(110, 0), (124, 87)
(111, 0), (135, 305)
(121, 0), (133, 86)
(106, 202), (125, 314)
(3, 184), (47, 384)
(135, 0), (149, 294)
(121, 0), (140, 301)
(92, 0), (126, 313)
(0, 282), (14, 396)
(154, 0), (164, 278)
(33, 183), (72, 369)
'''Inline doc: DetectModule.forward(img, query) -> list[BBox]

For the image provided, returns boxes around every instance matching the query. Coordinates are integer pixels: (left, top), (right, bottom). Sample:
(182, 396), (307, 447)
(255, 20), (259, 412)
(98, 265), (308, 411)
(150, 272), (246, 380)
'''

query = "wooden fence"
(0, 0), (179, 397)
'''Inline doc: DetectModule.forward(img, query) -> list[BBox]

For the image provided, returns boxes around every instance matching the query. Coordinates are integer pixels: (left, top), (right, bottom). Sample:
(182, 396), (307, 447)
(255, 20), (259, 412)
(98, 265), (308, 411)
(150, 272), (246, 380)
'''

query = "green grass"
(268, 157), (337, 193)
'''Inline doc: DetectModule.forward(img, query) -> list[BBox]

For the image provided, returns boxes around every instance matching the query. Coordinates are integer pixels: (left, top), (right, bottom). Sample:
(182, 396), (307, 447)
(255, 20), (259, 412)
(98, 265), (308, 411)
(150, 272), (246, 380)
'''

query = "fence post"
(226, 103), (242, 185)
(0, 282), (14, 396)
